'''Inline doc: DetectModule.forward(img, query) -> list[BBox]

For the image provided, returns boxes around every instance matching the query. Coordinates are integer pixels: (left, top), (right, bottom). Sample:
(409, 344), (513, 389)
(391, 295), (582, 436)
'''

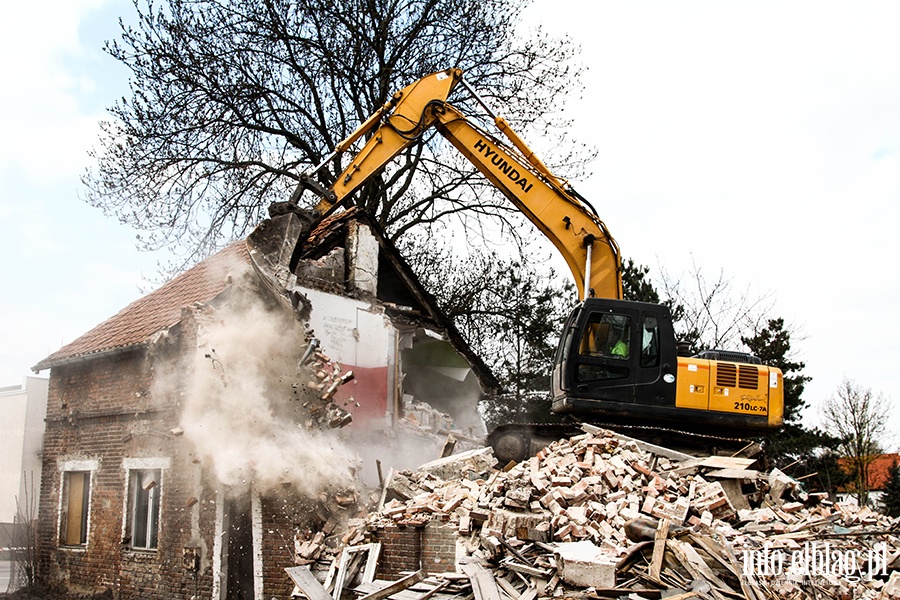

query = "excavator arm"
(247, 69), (783, 461)
(271, 68), (622, 301)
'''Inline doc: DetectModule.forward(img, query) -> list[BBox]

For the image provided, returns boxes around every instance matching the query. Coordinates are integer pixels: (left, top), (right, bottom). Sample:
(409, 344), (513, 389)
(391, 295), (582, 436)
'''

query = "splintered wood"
(289, 428), (900, 600)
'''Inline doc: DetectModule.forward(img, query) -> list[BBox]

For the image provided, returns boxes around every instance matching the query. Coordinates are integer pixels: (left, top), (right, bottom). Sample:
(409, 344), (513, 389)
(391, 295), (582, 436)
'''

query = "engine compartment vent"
(716, 363), (737, 388)
(715, 362), (760, 389)
(739, 366), (759, 389)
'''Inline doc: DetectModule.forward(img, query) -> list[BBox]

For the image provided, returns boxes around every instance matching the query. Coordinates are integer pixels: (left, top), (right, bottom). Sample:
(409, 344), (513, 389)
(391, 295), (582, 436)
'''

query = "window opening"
(127, 469), (161, 550)
(60, 471), (91, 546)
(641, 315), (660, 368)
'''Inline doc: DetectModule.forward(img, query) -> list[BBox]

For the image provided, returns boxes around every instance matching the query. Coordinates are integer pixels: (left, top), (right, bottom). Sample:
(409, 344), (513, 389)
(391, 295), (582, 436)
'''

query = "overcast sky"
(1, 1), (898, 445)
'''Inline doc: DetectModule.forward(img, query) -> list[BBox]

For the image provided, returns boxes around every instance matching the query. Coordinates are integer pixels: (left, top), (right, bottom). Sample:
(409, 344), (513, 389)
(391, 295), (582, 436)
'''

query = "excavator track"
(488, 421), (763, 465)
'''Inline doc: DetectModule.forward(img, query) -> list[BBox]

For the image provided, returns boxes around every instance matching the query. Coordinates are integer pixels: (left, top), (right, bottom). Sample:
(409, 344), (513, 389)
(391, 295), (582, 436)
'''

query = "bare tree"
(4, 472), (37, 591)
(821, 377), (893, 506)
(660, 259), (773, 353)
(83, 0), (588, 269)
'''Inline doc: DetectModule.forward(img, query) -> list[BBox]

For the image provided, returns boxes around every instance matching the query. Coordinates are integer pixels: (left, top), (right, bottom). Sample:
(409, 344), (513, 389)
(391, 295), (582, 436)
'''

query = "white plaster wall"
(300, 287), (391, 368)
(347, 221), (380, 296)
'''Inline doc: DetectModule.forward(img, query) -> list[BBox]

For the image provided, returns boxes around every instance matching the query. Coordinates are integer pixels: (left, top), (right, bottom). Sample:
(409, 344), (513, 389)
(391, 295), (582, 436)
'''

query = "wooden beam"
(462, 562), (503, 600)
(649, 517), (670, 581)
(285, 566), (334, 600)
(358, 570), (426, 600)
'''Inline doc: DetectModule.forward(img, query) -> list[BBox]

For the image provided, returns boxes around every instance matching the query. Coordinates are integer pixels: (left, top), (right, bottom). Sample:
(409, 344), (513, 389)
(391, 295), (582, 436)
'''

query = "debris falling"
(156, 266), (359, 497)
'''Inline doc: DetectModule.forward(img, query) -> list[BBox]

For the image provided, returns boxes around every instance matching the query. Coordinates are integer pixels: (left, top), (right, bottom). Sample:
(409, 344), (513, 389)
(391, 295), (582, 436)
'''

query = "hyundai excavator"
(247, 68), (784, 463)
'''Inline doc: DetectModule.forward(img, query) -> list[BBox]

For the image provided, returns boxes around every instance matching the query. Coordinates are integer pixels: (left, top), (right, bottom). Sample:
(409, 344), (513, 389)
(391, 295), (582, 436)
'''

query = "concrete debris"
(417, 447), (497, 482)
(291, 427), (900, 600)
(554, 541), (618, 588)
(401, 395), (456, 434)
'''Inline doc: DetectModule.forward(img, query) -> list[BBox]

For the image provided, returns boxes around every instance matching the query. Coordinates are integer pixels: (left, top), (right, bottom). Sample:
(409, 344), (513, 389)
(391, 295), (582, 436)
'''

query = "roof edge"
(32, 343), (146, 373)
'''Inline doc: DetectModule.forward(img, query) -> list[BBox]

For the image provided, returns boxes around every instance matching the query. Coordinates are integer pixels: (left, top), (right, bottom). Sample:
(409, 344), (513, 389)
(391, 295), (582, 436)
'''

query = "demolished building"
(31, 208), (500, 599)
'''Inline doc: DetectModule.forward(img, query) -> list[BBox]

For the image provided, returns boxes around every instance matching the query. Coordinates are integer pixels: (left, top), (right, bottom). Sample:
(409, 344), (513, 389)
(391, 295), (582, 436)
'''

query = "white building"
(0, 376), (48, 527)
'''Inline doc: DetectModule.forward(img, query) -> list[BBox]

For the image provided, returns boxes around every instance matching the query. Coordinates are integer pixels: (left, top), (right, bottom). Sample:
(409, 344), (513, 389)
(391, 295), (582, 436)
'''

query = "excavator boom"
(266, 68), (622, 301)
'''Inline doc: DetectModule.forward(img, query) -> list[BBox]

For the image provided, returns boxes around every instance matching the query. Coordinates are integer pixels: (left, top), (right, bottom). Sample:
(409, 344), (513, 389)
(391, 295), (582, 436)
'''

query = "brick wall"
(420, 522), (458, 574)
(35, 305), (333, 600)
(372, 521), (458, 578)
(259, 490), (321, 600)
(36, 310), (222, 599)
(372, 525), (422, 578)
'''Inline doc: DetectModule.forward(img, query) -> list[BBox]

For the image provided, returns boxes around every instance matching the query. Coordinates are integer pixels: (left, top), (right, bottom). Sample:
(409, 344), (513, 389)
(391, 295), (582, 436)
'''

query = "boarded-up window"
(60, 471), (91, 546)
(127, 469), (161, 550)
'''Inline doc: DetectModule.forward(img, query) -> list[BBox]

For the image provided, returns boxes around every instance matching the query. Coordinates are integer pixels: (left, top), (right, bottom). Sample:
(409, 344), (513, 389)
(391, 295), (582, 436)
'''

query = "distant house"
(31, 209), (499, 599)
(836, 453), (900, 507)
(0, 376), (48, 540)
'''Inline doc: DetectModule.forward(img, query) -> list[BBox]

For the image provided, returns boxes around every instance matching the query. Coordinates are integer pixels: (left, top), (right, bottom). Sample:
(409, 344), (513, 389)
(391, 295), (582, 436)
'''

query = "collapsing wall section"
(264, 213), (491, 480)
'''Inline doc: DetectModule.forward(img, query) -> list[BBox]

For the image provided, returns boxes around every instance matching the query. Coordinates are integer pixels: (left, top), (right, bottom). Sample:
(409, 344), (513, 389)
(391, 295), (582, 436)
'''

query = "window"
(576, 312), (633, 383)
(578, 313), (632, 359)
(641, 315), (660, 368)
(60, 471), (91, 546)
(127, 469), (161, 550)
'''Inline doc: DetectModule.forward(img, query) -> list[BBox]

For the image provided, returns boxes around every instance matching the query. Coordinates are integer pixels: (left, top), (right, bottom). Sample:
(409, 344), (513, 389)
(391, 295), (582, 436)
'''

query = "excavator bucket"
(246, 210), (316, 320)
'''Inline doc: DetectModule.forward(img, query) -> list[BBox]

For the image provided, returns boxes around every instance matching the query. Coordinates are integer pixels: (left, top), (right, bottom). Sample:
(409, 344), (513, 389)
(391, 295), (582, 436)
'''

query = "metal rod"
(584, 238), (594, 300)
(459, 77), (498, 121)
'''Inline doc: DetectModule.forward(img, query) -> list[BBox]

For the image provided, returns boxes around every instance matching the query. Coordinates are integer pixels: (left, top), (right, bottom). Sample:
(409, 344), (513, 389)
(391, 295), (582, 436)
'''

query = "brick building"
(31, 210), (499, 599)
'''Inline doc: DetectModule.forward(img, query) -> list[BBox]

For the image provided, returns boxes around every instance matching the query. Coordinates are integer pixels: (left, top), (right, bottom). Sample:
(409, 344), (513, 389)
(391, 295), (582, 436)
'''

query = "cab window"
(578, 314), (632, 360)
(641, 315), (660, 368)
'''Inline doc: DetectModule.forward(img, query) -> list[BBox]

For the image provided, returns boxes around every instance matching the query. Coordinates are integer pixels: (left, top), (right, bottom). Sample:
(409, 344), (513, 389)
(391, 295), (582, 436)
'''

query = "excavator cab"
(551, 298), (782, 437)
(552, 298), (678, 416)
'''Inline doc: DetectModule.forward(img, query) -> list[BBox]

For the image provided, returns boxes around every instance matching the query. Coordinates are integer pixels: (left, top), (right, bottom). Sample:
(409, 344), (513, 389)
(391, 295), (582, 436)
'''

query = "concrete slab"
(553, 541), (617, 589)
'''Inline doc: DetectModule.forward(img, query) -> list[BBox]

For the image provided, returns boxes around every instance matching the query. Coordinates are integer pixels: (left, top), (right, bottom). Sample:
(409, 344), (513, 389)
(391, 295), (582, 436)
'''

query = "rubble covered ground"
(4, 427), (898, 599)
(290, 427), (899, 600)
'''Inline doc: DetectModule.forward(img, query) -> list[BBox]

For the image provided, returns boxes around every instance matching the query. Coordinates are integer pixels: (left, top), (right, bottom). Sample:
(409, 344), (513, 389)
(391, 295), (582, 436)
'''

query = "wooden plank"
(649, 517), (670, 581)
(705, 468), (760, 480)
(499, 558), (552, 578)
(416, 579), (450, 600)
(697, 456), (756, 470)
(721, 540), (762, 600)
(358, 570), (426, 600)
(323, 558), (339, 593)
(461, 562), (503, 600)
(582, 424), (695, 462)
(688, 534), (738, 578)
(377, 468), (395, 512)
(495, 576), (521, 600)
(667, 540), (731, 600)
(498, 537), (534, 567)
(356, 580), (448, 600)
(285, 566), (334, 600)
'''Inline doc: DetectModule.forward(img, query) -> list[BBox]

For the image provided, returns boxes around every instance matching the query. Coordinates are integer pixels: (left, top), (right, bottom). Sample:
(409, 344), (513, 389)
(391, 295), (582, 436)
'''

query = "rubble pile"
(291, 427), (899, 600)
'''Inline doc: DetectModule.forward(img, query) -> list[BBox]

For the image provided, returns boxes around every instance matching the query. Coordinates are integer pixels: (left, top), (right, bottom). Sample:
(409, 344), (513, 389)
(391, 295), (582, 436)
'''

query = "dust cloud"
(164, 268), (358, 498)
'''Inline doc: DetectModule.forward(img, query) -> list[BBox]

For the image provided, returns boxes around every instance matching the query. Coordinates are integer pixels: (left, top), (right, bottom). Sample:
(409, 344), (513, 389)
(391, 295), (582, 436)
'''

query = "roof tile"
(34, 241), (249, 370)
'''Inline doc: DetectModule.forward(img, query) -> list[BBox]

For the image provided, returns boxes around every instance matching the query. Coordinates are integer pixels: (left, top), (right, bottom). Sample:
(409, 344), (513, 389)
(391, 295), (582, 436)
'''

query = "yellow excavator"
(249, 68), (783, 462)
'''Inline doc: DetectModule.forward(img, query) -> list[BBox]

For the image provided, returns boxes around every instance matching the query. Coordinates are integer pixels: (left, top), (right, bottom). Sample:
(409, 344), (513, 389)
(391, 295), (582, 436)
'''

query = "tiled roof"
(865, 454), (899, 490)
(838, 453), (900, 491)
(32, 208), (500, 392)
(33, 241), (250, 371)
(32, 210), (363, 372)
